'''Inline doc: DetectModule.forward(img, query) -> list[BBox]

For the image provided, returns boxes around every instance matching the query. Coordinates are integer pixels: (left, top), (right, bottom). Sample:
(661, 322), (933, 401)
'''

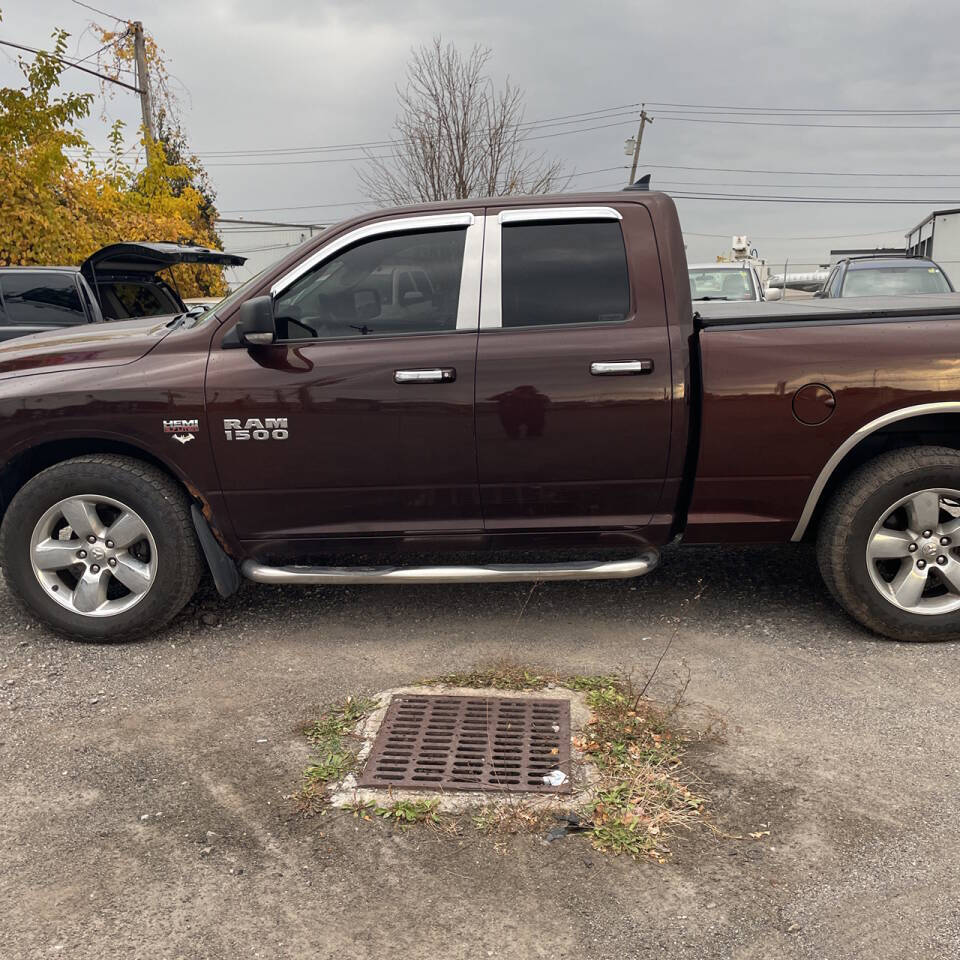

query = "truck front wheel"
(817, 446), (960, 642)
(0, 455), (202, 642)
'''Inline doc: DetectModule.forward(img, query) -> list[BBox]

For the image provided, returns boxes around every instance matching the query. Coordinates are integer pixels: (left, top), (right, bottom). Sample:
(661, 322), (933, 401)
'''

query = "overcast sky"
(4, 0), (960, 266)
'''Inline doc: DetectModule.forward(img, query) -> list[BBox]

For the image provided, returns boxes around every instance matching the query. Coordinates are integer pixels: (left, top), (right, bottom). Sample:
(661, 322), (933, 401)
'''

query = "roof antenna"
(623, 174), (651, 192)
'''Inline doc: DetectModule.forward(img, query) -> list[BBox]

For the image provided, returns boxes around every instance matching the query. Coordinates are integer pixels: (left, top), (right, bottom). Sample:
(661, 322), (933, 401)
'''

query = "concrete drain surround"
(357, 694), (572, 794)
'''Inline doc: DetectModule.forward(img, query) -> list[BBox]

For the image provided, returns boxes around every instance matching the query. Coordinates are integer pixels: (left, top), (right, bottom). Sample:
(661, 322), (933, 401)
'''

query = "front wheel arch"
(0, 454), (204, 641)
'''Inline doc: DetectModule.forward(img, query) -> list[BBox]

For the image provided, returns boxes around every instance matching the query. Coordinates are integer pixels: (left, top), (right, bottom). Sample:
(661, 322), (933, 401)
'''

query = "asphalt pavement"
(2, 542), (958, 959)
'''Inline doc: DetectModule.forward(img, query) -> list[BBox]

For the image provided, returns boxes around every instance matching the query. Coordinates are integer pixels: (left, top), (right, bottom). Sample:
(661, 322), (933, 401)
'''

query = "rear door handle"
(394, 367), (457, 384)
(590, 360), (654, 376)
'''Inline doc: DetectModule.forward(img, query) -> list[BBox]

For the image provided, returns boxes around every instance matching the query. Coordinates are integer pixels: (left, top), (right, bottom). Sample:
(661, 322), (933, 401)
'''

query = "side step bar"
(241, 550), (660, 586)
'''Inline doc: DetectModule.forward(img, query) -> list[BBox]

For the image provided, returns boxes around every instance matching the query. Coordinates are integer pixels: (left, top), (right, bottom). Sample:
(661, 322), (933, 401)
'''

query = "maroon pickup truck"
(2, 191), (960, 644)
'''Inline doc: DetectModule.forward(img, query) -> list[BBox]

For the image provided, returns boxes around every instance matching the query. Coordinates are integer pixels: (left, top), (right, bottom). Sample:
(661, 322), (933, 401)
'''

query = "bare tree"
(360, 39), (567, 205)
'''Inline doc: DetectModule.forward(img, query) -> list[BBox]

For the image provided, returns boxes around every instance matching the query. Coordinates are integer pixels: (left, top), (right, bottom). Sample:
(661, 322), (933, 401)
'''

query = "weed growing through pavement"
(295, 696), (379, 814)
(577, 674), (706, 861)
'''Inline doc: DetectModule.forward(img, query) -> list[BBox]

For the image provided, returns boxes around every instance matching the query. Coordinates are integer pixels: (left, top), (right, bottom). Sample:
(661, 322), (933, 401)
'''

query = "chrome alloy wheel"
(29, 495), (157, 618)
(866, 488), (960, 615)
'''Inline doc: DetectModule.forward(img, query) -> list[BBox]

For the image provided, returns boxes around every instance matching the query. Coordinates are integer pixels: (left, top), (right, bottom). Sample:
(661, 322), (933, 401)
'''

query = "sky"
(4, 0), (960, 268)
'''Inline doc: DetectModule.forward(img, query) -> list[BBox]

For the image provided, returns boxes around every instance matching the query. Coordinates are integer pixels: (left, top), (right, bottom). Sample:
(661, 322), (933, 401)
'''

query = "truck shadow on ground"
(180, 542), (881, 649)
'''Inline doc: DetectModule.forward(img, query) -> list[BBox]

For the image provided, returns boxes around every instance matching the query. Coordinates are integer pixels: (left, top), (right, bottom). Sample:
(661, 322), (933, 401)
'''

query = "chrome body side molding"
(241, 551), (659, 586)
(791, 401), (960, 541)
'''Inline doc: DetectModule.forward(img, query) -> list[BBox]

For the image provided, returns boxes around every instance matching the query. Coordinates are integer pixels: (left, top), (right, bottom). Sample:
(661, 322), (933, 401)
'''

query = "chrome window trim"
(480, 207), (626, 330)
(269, 212), (476, 300)
(498, 205), (622, 224)
(456, 215), (485, 331)
(791, 401), (960, 541)
(479, 214), (501, 330)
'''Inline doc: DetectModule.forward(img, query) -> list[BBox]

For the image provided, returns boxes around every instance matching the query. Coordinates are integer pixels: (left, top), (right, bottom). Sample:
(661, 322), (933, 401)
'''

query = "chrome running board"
(241, 550), (660, 586)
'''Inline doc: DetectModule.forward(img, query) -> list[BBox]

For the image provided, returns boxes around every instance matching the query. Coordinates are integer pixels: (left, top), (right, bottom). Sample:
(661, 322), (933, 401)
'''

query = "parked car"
(688, 262), (779, 302)
(3, 192), (960, 644)
(816, 255), (953, 298)
(0, 243), (244, 341)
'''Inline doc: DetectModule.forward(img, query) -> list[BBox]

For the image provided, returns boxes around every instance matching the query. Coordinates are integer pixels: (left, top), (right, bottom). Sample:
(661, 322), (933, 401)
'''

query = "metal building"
(215, 219), (326, 289)
(905, 209), (960, 288)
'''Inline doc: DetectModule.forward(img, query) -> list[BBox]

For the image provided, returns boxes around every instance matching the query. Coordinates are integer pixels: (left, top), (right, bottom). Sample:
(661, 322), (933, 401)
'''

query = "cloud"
(2, 0), (960, 265)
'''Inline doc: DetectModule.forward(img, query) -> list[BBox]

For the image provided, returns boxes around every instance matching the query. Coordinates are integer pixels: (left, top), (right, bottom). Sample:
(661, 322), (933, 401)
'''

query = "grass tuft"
(424, 660), (553, 691)
(576, 679), (706, 861)
(297, 695), (380, 810)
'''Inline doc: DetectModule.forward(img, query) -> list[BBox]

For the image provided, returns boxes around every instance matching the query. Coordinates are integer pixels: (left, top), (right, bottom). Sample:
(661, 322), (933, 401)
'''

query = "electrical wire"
(646, 100), (960, 115)
(655, 115), (960, 130)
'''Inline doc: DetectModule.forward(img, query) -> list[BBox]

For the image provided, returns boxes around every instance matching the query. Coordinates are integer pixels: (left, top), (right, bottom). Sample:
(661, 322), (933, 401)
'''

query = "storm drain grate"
(358, 694), (572, 794)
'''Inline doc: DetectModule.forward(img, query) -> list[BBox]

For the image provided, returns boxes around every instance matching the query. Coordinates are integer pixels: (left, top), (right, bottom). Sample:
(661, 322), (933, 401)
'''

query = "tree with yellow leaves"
(0, 15), (227, 297)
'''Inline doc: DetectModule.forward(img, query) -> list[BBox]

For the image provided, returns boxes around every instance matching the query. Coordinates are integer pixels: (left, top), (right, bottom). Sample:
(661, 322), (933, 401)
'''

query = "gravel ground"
(2, 542), (959, 959)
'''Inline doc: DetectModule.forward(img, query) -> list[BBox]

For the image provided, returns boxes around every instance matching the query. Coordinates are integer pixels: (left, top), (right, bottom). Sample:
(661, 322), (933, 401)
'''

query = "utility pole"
(624, 104), (653, 186)
(132, 22), (155, 143)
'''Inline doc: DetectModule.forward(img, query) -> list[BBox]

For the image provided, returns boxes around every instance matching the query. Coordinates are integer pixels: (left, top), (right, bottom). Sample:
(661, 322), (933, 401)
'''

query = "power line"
(189, 99), (960, 159)
(217, 166), (629, 214)
(0, 39), (143, 93)
(635, 162), (960, 178)
(204, 153), (399, 168)
(71, 0), (128, 22)
(646, 100), (960, 115)
(220, 200), (371, 214)
(682, 229), (904, 240)
(667, 191), (959, 204)
(201, 120), (640, 167)
(634, 179), (960, 191)
(190, 104), (643, 159)
(72, 35), (124, 66)
(656, 115), (960, 130)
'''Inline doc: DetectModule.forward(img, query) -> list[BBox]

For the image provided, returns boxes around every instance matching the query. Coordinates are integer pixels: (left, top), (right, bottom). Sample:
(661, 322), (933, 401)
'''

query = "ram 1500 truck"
(2, 191), (960, 644)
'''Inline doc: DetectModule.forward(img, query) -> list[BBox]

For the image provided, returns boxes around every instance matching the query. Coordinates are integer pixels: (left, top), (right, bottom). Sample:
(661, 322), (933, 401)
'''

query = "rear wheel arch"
(796, 407), (960, 542)
(816, 444), (960, 641)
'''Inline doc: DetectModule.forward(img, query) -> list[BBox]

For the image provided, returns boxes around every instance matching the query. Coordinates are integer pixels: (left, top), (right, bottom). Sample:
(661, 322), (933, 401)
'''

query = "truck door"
(474, 203), (672, 532)
(204, 212), (484, 555)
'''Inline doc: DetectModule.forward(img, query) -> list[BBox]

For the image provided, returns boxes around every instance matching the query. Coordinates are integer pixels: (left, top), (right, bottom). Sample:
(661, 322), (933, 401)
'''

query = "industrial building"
(215, 218), (326, 289)
(905, 208), (960, 289)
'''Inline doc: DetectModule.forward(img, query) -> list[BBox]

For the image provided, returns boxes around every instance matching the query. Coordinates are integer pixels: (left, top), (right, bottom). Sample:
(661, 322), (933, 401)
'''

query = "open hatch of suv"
(0, 242), (244, 341)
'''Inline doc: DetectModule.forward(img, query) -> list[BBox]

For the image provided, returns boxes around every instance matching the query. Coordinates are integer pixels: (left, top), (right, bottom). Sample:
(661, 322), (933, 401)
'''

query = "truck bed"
(695, 292), (960, 328)
(684, 292), (960, 545)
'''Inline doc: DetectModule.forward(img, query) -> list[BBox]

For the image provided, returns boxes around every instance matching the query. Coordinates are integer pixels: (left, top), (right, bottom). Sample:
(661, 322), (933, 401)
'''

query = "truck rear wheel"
(817, 446), (960, 642)
(0, 455), (201, 642)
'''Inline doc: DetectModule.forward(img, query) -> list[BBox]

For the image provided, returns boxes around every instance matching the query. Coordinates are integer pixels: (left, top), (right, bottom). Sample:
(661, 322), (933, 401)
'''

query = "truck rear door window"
(500, 220), (629, 328)
(0, 272), (85, 326)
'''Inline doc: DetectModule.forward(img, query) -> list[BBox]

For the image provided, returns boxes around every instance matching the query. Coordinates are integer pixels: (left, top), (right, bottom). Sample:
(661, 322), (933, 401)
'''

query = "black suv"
(0, 243), (244, 342)
(817, 255), (953, 299)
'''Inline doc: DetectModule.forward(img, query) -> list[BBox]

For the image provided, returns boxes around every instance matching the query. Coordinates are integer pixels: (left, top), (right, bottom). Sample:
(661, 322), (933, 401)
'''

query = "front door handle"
(394, 367), (457, 384)
(590, 360), (654, 376)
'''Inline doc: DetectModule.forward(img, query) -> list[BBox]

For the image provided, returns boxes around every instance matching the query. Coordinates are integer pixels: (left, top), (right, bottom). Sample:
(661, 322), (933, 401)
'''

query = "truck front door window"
(500, 220), (630, 328)
(272, 228), (466, 341)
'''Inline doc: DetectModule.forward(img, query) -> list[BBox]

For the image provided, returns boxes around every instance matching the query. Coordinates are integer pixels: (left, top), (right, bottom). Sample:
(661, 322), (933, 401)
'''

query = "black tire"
(0, 455), (202, 642)
(817, 445), (960, 642)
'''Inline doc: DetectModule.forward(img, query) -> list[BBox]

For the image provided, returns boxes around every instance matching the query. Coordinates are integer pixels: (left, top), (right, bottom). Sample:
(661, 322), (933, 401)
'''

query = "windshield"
(689, 268), (757, 301)
(842, 265), (953, 297)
